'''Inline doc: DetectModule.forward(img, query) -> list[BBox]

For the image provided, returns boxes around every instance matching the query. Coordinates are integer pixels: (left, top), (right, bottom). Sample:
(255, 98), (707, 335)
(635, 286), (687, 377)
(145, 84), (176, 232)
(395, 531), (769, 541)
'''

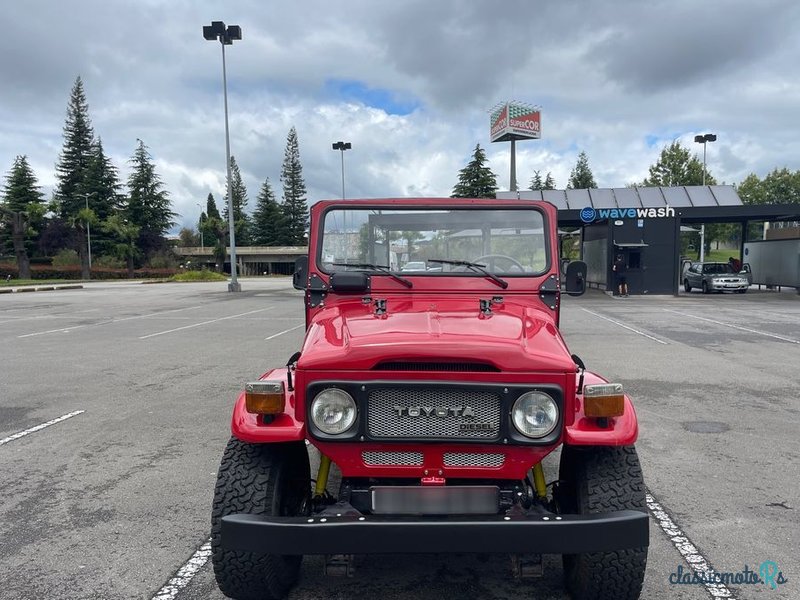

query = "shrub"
(147, 250), (179, 269)
(52, 249), (80, 267)
(93, 255), (125, 269)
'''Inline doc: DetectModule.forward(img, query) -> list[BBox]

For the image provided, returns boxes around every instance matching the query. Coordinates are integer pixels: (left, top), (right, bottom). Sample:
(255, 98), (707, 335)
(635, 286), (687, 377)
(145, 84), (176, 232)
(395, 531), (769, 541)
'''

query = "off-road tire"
(211, 438), (310, 600)
(557, 445), (647, 600)
(683, 279), (691, 293)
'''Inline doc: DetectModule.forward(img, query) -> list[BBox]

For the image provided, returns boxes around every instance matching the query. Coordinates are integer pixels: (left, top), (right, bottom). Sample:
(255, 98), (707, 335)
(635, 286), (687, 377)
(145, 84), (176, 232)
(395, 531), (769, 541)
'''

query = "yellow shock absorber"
(314, 454), (332, 498)
(532, 462), (547, 499)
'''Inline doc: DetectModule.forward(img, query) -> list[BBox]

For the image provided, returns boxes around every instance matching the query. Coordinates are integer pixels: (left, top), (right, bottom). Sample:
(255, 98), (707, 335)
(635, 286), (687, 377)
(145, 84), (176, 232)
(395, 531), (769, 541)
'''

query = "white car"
(400, 261), (427, 271)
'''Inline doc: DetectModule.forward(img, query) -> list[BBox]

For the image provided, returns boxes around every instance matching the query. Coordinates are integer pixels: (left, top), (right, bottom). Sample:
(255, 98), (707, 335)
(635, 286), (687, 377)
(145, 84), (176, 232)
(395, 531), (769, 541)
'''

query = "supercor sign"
(490, 101), (541, 142)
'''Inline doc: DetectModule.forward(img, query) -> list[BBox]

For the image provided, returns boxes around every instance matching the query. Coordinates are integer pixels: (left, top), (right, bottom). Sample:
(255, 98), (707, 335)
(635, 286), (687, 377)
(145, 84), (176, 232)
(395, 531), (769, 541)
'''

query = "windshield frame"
(315, 203), (552, 279)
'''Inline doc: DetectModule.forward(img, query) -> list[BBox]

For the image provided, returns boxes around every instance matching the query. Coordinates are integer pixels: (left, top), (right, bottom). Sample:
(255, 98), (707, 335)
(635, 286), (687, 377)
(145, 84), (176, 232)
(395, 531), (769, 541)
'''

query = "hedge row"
(0, 263), (178, 280)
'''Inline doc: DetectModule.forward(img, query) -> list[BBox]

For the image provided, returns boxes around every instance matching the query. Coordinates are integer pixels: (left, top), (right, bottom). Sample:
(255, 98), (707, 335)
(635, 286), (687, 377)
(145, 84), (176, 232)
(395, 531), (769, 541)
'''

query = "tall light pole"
(204, 21), (242, 292)
(196, 202), (205, 253)
(694, 133), (717, 262)
(332, 141), (351, 200)
(84, 192), (94, 271)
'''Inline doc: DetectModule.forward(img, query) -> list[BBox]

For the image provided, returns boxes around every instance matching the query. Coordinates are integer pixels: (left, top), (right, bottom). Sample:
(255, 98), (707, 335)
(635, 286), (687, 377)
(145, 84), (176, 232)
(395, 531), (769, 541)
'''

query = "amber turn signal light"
(245, 381), (285, 415)
(583, 383), (624, 418)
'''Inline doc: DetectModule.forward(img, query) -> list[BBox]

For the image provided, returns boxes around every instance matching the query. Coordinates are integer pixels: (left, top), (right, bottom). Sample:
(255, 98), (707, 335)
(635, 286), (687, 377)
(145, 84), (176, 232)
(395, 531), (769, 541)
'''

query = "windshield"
(319, 207), (548, 275)
(702, 263), (735, 275)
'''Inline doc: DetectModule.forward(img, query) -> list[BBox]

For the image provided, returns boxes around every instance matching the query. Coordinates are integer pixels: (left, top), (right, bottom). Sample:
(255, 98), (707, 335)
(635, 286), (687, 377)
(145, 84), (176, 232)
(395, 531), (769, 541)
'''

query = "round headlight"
(311, 388), (357, 435)
(511, 391), (558, 438)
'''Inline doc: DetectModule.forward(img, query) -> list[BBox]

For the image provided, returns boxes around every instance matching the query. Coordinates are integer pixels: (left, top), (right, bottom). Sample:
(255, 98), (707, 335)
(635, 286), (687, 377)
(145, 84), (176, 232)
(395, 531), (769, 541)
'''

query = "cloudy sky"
(2, 0), (799, 232)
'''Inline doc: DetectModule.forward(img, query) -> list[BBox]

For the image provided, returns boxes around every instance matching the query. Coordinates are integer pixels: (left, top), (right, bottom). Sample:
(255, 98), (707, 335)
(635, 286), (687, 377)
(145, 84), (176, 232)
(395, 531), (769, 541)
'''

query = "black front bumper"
(221, 509), (649, 555)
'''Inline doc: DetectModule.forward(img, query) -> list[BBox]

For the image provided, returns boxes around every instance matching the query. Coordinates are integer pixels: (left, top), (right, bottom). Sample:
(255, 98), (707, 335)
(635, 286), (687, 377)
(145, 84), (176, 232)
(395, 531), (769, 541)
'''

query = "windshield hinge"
(537, 274), (560, 313)
(373, 298), (387, 315)
(308, 273), (328, 308)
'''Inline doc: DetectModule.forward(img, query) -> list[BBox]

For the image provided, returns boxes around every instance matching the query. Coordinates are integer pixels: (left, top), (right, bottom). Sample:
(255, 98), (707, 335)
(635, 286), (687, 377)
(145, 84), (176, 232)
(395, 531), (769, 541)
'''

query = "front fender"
(564, 371), (639, 446)
(231, 367), (306, 443)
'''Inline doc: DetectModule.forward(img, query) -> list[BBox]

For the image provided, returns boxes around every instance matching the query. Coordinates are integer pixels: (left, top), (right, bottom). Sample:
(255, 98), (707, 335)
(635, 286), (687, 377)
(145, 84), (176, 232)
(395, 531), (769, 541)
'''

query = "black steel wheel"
(211, 438), (310, 600)
(557, 446), (648, 600)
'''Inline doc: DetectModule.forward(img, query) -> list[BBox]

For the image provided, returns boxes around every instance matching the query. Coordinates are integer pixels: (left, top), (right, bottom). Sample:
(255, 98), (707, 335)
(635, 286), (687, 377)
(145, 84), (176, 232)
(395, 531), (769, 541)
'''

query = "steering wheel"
(472, 254), (525, 273)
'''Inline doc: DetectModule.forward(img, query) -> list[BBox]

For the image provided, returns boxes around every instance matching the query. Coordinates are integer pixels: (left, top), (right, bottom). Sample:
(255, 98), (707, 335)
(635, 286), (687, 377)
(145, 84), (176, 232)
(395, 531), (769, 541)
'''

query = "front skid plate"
(221, 510), (649, 555)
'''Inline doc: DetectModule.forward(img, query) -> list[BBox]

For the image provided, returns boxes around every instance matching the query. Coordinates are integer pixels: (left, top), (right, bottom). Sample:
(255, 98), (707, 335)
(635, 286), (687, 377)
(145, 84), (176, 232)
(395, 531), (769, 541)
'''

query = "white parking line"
(150, 538), (211, 600)
(14, 306), (203, 338)
(139, 308), (271, 339)
(265, 323), (305, 340)
(580, 308), (669, 345)
(647, 490), (735, 598)
(664, 309), (800, 344)
(0, 410), (85, 446)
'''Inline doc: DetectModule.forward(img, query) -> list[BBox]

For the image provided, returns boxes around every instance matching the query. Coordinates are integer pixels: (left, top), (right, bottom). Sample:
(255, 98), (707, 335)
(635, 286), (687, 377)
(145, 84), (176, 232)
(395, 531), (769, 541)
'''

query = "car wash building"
(499, 186), (800, 295)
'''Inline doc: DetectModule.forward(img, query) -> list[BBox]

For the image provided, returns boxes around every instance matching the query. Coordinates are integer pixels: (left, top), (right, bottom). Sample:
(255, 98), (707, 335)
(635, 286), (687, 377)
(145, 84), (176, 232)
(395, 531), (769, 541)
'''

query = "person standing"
(613, 253), (628, 297)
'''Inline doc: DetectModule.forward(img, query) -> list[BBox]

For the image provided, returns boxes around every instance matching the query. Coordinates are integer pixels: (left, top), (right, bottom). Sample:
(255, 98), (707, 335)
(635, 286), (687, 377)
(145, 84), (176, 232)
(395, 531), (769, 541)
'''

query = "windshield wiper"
(428, 259), (508, 289)
(331, 262), (413, 288)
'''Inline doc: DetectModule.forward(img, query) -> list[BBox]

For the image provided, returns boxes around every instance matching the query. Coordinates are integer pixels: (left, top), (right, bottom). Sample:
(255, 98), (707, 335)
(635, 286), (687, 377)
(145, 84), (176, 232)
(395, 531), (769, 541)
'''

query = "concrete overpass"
(174, 246), (307, 275)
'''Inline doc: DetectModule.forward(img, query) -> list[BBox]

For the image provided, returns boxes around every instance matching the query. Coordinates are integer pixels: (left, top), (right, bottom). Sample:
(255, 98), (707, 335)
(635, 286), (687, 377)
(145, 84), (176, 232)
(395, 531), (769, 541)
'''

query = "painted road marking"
(151, 538), (211, 600)
(0, 410), (85, 446)
(580, 308), (669, 345)
(265, 323), (305, 340)
(647, 490), (735, 598)
(139, 308), (271, 339)
(14, 306), (203, 338)
(664, 309), (800, 344)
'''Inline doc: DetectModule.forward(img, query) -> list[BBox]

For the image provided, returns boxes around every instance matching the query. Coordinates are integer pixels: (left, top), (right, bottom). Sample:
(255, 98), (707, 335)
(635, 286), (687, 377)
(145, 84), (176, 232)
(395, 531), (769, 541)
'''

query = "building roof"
(500, 185), (742, 210)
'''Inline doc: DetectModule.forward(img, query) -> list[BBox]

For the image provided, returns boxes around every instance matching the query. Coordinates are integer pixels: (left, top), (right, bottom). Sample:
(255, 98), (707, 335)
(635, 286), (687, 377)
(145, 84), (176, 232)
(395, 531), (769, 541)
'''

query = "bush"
(171, 269), (228, 282)
(147, 250), (178, 269)
(0, 262), (178, 281)
(93, 255), (125, 269)
(52, 249), (80, 267)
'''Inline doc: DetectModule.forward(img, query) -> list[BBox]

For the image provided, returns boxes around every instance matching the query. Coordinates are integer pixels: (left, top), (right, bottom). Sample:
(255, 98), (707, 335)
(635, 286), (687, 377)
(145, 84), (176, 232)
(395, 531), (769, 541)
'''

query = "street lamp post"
(84, 193), (94, 271)
(693, 133), (717, 262)
(196, 202), (205, 253)
(332, 141), (351, 199)
(204, 21), (242, 292)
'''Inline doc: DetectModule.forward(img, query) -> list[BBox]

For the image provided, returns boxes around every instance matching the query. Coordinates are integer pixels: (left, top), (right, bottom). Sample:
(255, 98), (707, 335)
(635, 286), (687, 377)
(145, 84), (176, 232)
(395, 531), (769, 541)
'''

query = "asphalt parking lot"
(1, 279), (797, 600)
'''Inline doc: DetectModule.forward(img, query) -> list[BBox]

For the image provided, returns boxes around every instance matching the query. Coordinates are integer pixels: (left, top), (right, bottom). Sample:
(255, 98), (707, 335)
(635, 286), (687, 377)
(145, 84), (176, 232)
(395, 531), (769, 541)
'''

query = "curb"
(1, 285), (84, 294)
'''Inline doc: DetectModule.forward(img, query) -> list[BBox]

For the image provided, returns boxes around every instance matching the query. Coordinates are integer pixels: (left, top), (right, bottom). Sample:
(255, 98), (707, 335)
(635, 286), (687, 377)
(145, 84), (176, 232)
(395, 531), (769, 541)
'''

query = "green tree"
(1, 156), (45, 279)
(102, 214), (140, 278)
(200, 192), (221, 247)
(124, 139), (176, 262)
(451, 144), (498, 198)
(83, 138), (122, 259)
(251, 177), (285, 246)
(529, 170), (557, 191)
(567, 151), (597, 189)
(222, 156), (251, 245)
(53, 76), (96, 276)
(280, 127), (309, 245)
(641, 141), (712, 187)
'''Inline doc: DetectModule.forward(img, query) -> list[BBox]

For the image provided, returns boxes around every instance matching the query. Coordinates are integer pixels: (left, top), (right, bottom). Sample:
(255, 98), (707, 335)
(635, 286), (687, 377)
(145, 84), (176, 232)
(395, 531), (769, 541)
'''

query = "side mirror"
(564, 260), (587, 296)
(292, 256), (308, 290)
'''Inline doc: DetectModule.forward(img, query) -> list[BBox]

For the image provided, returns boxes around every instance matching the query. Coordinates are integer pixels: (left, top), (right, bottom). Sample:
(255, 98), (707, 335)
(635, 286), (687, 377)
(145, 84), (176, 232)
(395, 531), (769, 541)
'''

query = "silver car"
(683, 262), (749, 294)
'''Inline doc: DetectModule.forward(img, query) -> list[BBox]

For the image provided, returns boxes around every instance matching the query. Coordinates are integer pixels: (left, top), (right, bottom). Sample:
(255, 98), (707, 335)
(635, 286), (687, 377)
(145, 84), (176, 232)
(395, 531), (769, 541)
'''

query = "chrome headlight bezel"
(511, 391), (559, 439)
(310, 388), (358, 435)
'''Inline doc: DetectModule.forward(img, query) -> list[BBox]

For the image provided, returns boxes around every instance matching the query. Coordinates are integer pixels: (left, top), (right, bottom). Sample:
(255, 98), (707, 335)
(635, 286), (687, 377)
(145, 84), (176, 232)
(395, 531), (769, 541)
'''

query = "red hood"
(298, 296), (575, 373)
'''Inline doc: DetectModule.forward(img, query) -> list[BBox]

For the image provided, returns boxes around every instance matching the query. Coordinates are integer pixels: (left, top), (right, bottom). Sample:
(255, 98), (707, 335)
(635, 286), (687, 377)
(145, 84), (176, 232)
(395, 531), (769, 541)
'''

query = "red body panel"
(230, 199), (639, 469)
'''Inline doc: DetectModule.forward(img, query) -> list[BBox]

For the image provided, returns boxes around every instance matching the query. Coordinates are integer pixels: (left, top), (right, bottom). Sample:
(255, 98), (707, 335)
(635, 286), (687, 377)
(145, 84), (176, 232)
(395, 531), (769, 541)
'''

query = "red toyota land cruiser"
(211, 198), (649, 600)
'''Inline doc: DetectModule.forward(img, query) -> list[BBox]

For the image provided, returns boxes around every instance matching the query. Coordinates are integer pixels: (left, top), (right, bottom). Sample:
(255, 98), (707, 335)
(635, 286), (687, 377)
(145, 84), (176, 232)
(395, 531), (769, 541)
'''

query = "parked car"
(400, 261), (427, 271)
(683, 262), (749, 294)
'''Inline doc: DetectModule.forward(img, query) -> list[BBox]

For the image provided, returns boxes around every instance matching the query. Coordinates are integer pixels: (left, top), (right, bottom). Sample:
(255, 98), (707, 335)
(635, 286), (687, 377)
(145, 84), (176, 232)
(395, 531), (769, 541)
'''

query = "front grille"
(362, 451), (424, 466)
(443, 452), (505, 467)
(367, 387), (501, 440)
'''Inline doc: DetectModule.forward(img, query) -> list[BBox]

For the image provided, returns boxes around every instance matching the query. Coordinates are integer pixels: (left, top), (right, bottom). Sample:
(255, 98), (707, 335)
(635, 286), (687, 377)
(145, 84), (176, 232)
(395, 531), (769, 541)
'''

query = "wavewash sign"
(490, 102), (541, 142)
(580, 206), (676, 224)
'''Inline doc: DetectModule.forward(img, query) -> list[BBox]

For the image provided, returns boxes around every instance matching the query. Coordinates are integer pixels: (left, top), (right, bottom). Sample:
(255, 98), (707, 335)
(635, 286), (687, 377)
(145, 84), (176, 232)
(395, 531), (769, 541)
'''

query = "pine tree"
(54, 76), (95, 219)
(124, 139), (175, 261)
(567, 151), (597, 189)
(528, 171), (544, 191)
(280, 127), (309, 245)
(451, 144), (498, 198)
(222, 156), (251, 245)
(83, 138), (122, 258)
(1, 156), (45, 279)
(641, 141), (712, 187)
(251, 177), (285, 246)
(543, 172), (556, 190)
